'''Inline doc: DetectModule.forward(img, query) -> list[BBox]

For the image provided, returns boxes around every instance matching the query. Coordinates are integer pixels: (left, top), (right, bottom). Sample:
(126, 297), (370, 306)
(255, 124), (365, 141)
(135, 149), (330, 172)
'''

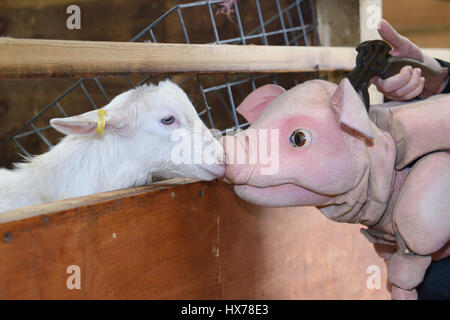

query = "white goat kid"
(0, 80), (225, 212)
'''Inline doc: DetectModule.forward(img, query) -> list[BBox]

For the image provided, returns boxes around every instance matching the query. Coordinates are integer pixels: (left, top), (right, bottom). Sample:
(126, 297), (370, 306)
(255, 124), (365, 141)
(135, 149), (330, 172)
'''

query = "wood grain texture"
(217, 183), (390, 300)
(1, 38), (448, 80)
(0, 180), (390, 299)
(0, 179), (221, 299)
(0, 38), (358, 79)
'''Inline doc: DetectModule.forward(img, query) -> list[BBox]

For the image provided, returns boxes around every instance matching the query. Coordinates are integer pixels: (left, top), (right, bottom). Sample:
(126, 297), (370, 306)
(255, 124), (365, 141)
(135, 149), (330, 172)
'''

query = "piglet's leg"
(388, 235), (432, 300)
(392, 285), (417, 300)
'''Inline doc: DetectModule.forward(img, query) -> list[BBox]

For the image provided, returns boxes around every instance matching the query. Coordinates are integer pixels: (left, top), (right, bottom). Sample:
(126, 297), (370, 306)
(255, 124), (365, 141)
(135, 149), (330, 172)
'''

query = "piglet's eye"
(289, 129), (311, 147)
(161, 116), (175, 125)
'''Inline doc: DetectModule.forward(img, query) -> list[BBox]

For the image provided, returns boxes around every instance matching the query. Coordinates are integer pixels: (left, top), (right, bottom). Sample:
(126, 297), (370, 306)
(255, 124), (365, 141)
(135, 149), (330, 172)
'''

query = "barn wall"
(0, 0), (321, 167)
(384, 0), (450, 48)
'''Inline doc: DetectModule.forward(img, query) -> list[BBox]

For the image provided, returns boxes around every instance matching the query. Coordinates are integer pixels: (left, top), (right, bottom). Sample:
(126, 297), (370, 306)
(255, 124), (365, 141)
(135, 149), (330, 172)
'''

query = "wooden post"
(316, 0), (360, 47)
(316, 0), (383, 104)
(359, 0), (384, 104)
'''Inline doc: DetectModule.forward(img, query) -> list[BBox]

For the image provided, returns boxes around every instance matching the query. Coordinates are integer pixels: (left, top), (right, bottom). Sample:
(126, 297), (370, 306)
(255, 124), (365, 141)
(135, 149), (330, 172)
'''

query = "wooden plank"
(0, 177), (200, 224)
(1, 38), (448, 80)
(0, 180), (390, 299)
(217, 183), (390, 300)
(0, 38), (358, 79)
(0, 179), (221, 299)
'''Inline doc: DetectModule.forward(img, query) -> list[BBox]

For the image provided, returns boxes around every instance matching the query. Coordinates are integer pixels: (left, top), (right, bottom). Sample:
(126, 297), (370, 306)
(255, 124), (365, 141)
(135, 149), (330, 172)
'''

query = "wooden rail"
(0, 38), (358, 79)
(1, 38), (449, 80)
(0, 178), (390, 299)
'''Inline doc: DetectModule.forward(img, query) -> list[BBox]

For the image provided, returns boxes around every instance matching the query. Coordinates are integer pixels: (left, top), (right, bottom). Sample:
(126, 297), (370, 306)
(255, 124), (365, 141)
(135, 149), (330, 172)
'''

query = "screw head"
(4, 232), (12, 243)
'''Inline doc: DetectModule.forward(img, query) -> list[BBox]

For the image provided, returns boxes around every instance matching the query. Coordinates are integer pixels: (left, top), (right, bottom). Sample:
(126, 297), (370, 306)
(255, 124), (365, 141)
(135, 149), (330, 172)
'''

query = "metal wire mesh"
(10, 0), (320, 156)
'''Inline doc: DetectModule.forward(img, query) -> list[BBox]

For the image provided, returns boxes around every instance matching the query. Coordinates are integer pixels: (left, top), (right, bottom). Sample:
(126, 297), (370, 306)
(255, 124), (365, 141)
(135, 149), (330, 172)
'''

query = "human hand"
(371, 19), (446, 101)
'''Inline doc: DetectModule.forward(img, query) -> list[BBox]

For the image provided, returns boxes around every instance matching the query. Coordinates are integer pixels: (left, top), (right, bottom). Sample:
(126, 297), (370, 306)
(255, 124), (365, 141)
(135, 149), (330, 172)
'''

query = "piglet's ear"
(237, 84), (285, 124)
(50, 108), (125, 136)
(330, 78), (374, 140)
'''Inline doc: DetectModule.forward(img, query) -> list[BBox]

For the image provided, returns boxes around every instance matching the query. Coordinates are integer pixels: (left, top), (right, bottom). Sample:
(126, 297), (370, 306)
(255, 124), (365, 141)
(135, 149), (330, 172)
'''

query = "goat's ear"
(237, 84), (285, 124)
(330, 78), (374, 140)
(50, 109), (125, 136)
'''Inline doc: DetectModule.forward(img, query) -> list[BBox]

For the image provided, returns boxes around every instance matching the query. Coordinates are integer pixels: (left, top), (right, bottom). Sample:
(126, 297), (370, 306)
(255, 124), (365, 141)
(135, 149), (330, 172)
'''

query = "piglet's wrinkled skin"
(222, 78), (450, 300)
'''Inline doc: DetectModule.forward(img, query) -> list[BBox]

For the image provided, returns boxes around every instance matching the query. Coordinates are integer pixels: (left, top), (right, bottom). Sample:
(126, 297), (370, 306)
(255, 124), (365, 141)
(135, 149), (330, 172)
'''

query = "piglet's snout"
(198, 132), (226, 177)
(220, 134), (254, 185)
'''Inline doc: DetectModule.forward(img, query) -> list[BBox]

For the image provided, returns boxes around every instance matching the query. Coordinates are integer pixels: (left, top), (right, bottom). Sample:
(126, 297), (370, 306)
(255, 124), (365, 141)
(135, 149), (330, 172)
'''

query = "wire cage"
(10, 0), (321, 156)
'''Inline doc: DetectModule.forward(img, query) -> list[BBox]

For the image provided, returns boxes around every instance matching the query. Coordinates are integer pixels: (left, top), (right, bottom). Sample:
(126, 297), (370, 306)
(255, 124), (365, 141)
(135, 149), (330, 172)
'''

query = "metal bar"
(285, 5), (300, 46)
(233, 1), (246, 44)
(295, 0), (310, 46)
(292, 73), (299, 86)
(202, 73), (273, 93)
(79, 82), (97, 109)
(178, 0), (223, 9)
(308, 0), (320, 45)
(224, 75), (241, 129)
(255, 0), (269, 45)
(30, 123), (53, 148)
(11, 125), (53, 140)
(197, 76), (215, 129)
(275, 0), (290, 45)
(177, 7), (191, 44)
(250, 74), (256, 90)
(289, 28), (313, 45)
(219, 122), (249, 135)
(55, 102), (68, 117)
(149, 29), (157, 42)
(136, 76), (152, 87)
(130, 6), (178, 42)
(11, 79), (85, 137)
(273, 73), (279, 84)
(244, 1), (298, 37)
(207, 0), (220, 43)
(94, 78), (111, 102)
(203, 75), (232, 114)
(214, 87), (236, 121)
(125, 76), (134, 88)
(214, 24), (312, 44)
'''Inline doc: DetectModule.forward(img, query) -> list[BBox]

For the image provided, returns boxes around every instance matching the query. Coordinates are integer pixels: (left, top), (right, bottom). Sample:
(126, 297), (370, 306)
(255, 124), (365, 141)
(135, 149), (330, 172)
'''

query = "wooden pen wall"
(0, 180), (390, 299)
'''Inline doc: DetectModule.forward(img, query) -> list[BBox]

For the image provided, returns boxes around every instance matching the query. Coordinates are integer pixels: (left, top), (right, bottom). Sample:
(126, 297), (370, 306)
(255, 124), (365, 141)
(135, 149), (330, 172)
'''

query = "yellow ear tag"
(96, 109), (107, 134)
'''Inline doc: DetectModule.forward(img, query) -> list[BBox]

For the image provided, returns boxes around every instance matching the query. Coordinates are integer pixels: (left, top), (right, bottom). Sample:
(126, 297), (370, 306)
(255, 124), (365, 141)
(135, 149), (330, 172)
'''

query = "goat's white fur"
(0, 80), (224, 213)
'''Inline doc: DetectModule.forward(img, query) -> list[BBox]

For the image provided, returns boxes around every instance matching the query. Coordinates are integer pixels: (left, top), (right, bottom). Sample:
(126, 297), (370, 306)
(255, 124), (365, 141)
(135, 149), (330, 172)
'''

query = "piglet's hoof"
(391, 285), (417, 300)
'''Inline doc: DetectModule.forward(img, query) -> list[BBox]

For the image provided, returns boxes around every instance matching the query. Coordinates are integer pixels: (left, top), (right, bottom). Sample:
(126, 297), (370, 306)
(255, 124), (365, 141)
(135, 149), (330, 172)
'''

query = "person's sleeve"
(435, 58), (450, 94)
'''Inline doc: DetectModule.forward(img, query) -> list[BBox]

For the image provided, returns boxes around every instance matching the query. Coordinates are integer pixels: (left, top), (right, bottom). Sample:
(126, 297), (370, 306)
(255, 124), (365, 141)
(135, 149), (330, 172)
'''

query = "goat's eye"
(289, 129), (311, 147)
(161, 116), (175, 125)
